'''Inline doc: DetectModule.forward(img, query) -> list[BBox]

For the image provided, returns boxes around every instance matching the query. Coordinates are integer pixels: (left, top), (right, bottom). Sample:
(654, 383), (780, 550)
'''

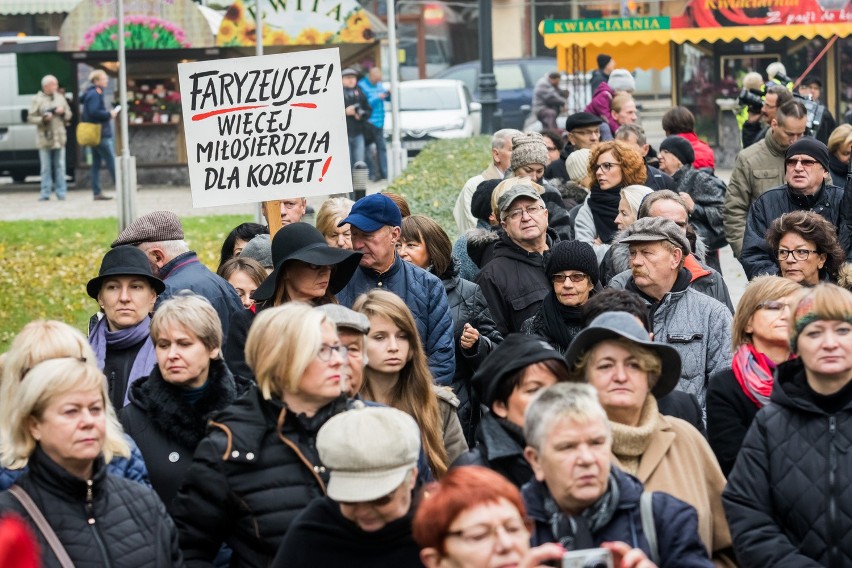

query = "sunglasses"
(785, 158), (818, 169)
(338, 490), (395, 508)
(552, 273), (588, 284)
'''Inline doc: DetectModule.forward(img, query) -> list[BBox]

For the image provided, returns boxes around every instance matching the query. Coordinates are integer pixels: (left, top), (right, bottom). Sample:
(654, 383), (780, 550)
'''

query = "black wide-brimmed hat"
(564, 311), (681, 398)
(86, 245), (166, 299)
(253, 222), (362, 302)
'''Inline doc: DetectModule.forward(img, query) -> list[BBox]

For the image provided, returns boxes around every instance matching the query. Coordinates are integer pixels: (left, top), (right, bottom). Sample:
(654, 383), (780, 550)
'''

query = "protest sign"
(178, 48), (351, 208)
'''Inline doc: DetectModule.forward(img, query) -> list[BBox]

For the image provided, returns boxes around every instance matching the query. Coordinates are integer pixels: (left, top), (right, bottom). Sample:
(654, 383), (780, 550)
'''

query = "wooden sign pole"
(263, 200), (282, 237)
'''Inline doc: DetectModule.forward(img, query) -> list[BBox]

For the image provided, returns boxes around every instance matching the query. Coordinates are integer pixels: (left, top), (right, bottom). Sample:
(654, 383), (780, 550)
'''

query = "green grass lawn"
(0, 215), (252, 351)
(0, 136), (490, 352)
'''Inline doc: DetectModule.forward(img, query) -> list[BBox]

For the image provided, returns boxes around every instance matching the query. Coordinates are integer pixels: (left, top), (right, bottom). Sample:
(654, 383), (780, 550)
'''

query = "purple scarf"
(90, 315), (157, 407)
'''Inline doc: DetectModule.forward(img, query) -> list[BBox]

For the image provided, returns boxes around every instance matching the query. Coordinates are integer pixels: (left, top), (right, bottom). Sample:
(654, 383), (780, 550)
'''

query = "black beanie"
(471, 179), (501, 223)
(471, 334), (568, 409)
(660, 135), (695, 166)
(597, 54), (612, 70)
(785, 137), (830, 172)
(545, 240), (600, 284)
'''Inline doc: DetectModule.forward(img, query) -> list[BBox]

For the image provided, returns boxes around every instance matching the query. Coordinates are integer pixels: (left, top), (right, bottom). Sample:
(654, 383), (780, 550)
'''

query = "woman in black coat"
(521, 240), (598, 354)
(0, 358), (182, 567)
(452, 334), (571, 487)
(171, 303), (364, 567)
(120, 293), (249, 512)
(707, 276), (800, 475)
(724, 284), (852, 566)
(400, 215), (502, 444)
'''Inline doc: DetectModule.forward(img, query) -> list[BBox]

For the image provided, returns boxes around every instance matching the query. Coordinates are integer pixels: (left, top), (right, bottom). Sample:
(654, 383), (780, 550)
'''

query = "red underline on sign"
(291, 102), (317, 108)
(191, 105), (268, 121)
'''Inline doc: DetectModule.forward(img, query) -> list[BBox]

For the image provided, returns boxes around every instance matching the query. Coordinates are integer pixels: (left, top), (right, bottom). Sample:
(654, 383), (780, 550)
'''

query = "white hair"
(493, 129), (522, 150)
(524, 383), (610, 450)
(41, 75), (58, 88)
(766, 62), (787, 81)
(620, 185), (654, 218)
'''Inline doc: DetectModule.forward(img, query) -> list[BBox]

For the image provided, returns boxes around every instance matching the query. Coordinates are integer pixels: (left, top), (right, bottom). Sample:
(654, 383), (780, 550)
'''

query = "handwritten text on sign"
(178, 48), (351, 208)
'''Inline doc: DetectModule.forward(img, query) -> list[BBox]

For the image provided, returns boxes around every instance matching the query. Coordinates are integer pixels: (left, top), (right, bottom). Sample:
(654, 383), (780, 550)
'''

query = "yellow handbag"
(76, 122), (101, 146)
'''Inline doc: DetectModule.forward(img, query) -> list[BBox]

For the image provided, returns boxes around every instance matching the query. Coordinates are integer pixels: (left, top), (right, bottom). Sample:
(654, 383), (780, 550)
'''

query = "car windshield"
(399, 86), (460, 110)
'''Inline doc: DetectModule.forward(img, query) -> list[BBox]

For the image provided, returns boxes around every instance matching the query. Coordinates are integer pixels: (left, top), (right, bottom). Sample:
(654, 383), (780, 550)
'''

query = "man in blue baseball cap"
(336, 193), (456, 385)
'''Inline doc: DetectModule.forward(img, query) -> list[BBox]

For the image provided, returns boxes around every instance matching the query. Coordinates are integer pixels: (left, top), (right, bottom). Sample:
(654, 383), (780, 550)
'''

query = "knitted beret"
(660, 135), (695, 166)
(608, 69), (635, 92)
(565, 148), (591, 182)
(546, 239), (600, 284)
(510, 132), (549, 172)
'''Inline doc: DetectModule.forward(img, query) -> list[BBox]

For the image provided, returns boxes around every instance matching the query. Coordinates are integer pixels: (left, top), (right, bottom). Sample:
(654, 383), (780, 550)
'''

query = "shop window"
(678, 43), (717, 144)
(494, 65), (525, 91)
(840, 37), (852, 124)
(125, 77), (181, 124)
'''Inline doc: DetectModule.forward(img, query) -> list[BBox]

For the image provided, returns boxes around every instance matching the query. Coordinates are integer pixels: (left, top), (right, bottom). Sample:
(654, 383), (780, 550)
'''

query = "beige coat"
(616, 413), (736, 567)
(28, 90), (72, 149)
(453, 162), (504, 232)
(723, 131), (786, 257)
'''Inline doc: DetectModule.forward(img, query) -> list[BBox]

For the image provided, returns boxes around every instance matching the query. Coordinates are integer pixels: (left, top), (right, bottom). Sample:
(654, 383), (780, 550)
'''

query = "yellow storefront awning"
(543, 20), (852, 71)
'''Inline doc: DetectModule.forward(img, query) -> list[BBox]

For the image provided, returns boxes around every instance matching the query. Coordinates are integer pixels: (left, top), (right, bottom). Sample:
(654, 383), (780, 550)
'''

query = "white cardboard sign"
(178, 48), (351, 208)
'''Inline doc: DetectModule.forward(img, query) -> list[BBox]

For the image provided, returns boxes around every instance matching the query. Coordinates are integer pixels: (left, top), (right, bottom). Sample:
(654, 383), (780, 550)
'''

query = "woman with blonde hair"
(315, 197), (354, 249)
(0, 319), (148, 490)
(707, 276), (801, 475)
(827, 123), (852, 187)
(725, 283), (852, 565)
(354, 290), (467, 477)
(172, 302), (363, 566)
(0, 358), (182, 565)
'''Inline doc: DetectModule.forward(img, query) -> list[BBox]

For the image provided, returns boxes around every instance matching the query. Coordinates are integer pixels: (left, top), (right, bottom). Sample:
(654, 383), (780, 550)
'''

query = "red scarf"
(731, 344), (776, 408)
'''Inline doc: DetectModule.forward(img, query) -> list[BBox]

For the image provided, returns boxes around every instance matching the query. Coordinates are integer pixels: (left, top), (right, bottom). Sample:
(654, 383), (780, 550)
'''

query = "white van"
(0, 37), (65, 182)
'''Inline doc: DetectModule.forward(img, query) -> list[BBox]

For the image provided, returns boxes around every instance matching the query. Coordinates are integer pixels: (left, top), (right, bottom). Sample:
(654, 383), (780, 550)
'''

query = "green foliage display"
(385, 136), (491, 240)
(0, 215), (250, 352)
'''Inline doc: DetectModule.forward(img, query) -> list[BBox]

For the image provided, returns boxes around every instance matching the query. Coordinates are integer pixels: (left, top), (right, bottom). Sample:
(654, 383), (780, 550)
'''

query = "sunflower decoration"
(336, 9), (374, 43)
(268, 29), (290, 46)
(294, 28), (333, 45)
(238, 24), (257, 46)
(217, 19), (239, 46)
(224, 0), (245, 22)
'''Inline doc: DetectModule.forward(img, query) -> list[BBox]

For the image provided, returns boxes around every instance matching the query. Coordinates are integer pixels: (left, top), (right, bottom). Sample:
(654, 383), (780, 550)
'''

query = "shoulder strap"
(640, 491), (660, 567)
(8, 485), (75, 568)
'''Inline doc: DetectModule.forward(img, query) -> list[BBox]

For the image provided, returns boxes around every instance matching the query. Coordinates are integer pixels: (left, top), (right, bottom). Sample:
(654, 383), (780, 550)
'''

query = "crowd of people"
(3, 61), (852, 567)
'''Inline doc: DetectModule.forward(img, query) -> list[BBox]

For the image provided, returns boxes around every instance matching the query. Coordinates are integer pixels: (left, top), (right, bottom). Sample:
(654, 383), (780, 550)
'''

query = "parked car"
(384, 79), (481, 155)
(434, 58), (558, 130)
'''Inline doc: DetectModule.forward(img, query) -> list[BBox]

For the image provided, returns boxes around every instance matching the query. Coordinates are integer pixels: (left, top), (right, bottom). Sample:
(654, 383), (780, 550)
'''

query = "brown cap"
(111, 211), (184, 248)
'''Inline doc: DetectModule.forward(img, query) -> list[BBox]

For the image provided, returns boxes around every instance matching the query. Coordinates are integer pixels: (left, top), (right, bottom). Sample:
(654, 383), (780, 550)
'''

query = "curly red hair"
(587, 140), (647, 188)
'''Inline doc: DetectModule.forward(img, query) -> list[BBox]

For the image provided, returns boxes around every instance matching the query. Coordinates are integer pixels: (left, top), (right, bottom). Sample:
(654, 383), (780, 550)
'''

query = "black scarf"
(545, 469), (620, 550)
(829, 153), (848, 181)
(588, 184), (622, 244)
(539, 292), (588, 351)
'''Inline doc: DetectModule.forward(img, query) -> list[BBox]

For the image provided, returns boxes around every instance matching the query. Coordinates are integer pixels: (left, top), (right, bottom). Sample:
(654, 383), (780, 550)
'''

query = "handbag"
(8, 485), (75, 568)
(76, 122), (101, 147)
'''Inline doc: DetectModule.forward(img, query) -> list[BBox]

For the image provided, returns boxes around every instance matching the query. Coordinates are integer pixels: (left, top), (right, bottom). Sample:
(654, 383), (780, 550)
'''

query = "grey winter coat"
(608, 262), (733, 315)
(623, 274), (732, 410)
(671, 165), (727, 251)
(531, 76), (566, 116)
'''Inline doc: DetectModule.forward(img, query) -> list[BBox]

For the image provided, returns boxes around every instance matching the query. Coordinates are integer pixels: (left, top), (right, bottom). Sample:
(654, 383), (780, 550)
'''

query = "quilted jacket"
(740, 182), (845, 280)
(723, 358), (852, 566)
(623, 270), (733, 410)
(337, 254), (456, 385)
(524, 467), (713, 567)
(585, 81), (617, 134)
(0, 447), (182, 568)
(171, 386), (363, 567)
(442, 263), (502, 444)
(0, 433), (150, 491)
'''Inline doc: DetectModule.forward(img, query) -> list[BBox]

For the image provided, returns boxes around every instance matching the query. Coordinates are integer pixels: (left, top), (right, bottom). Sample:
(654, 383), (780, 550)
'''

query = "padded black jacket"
(0, 447), (182, 568)
(723, 359), (852, 566)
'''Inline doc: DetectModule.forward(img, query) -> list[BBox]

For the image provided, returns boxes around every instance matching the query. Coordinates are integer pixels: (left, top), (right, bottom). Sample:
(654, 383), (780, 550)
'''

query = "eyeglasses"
(317, 343), (348, 362)
(757, 300), (789, 312)
(552, 273), (588, 284)
(593, 162), (620, 173)
(572, 128), (599, 137)
(785, 158), (819, 169)
(504, 205), (546, 222)
(338, 490), (395, 508)
(777, 248), (819, 261)
(445, 519), (530, 546)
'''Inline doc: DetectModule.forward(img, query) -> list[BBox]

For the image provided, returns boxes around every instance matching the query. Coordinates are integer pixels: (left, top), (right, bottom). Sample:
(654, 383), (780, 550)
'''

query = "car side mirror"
(469, 101), (482, 113)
